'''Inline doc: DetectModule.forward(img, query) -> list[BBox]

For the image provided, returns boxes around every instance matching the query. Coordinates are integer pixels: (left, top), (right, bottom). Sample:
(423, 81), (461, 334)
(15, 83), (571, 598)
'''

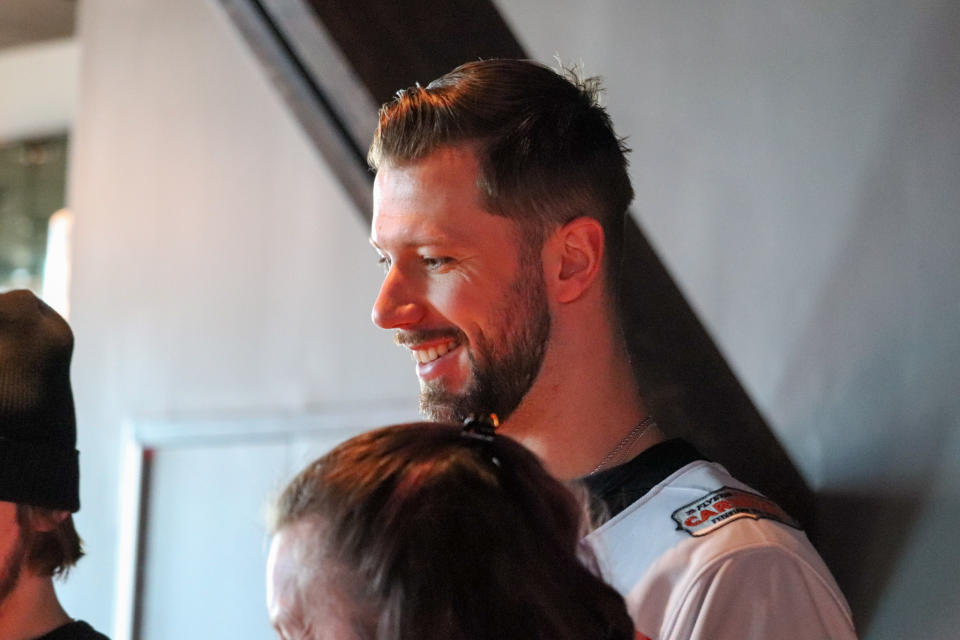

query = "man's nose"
(371, 267), (424, 329)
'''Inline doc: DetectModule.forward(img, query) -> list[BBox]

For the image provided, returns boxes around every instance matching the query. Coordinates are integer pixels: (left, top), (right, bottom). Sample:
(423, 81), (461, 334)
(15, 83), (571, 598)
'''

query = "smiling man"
(369, 67), (645, 480)
(366, 59), (856, 640)
(372, 145), (553, 435)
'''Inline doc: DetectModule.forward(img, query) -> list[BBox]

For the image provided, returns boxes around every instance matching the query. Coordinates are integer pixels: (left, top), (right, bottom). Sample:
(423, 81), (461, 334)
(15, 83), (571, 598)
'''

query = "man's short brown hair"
(16, 504), (84, 577)
(369, 59), (634, 296)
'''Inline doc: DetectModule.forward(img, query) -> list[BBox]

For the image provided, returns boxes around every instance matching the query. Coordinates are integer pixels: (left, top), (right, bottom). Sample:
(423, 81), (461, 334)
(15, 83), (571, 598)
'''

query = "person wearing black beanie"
(0, 290), (109, 640)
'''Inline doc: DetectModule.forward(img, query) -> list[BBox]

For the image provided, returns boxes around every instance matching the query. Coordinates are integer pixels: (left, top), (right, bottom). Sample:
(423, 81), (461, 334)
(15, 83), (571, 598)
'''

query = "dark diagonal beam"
(302, 0), (525, 106)
(217, 0), (375, 213)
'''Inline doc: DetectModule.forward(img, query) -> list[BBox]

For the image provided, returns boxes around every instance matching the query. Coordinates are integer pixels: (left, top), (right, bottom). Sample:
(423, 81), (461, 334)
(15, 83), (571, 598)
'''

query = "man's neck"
(501, 316), (664, 480)
(0, 573), (71, 640)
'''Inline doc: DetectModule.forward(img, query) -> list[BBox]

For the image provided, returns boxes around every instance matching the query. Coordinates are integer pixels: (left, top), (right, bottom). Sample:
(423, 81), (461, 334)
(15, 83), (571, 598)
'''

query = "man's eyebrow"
(369, 235), (457, 251)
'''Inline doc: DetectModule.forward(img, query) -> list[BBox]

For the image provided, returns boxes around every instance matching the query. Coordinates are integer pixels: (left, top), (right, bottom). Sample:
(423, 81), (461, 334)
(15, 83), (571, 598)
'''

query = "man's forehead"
(370, 209), (480, 249)
(370, 147), (499, 247)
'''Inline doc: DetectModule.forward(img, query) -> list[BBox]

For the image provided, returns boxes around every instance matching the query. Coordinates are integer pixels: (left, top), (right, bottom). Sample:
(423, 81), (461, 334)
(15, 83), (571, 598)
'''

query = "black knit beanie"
(0, 289), (79, 512)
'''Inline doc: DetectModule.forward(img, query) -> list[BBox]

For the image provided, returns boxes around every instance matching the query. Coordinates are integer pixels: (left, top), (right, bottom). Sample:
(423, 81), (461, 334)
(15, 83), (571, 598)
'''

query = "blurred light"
(42, 207), (73, 319)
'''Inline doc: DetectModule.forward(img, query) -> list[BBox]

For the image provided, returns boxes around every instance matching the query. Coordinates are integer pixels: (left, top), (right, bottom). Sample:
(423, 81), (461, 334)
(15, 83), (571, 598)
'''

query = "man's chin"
(419, 394), (460, 424)
(419, 385), (475, 424)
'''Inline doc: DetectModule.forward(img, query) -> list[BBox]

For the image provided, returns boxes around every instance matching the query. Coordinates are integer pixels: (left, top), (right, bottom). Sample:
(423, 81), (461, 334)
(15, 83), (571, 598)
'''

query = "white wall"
(64, 0), (414, 633)
(0, 39), (78, 143)
(495, 1), (960, 638)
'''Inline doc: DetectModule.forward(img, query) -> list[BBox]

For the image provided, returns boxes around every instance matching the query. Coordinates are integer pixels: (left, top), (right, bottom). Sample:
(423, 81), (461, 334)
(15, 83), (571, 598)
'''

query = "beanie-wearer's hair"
(0, 289), (79, 512)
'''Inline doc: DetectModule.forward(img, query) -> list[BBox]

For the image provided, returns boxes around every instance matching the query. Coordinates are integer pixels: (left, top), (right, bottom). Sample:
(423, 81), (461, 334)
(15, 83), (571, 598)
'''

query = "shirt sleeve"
(662, 546), (858, 640)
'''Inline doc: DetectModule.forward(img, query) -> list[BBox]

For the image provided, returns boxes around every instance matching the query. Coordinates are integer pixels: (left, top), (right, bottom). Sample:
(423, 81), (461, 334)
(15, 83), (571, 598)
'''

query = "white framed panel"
(114, 404), (417, 640)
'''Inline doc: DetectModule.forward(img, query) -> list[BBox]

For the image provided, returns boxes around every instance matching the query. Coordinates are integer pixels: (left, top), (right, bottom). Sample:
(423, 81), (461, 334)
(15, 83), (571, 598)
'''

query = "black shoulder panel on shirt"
(582, 438), (705, 520)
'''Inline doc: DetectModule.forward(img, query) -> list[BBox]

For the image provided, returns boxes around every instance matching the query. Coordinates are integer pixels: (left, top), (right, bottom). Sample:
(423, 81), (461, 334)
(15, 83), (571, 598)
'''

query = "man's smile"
(394, 331), (468, 382)
(411, 338), (460, 365)
(411, 339), (466, 384)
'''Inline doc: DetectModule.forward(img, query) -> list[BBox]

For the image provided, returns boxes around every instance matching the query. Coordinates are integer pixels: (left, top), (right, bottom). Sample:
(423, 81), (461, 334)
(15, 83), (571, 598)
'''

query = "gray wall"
(495, 1), (960, 638)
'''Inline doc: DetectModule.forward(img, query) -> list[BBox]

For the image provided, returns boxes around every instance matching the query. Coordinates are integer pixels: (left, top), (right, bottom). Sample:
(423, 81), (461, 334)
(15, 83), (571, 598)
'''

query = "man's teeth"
(413, 340), (457, 364)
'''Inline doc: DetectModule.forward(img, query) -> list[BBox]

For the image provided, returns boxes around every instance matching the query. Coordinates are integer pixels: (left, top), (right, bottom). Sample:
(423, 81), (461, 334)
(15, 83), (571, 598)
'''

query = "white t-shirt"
(585, 456), (857, 640)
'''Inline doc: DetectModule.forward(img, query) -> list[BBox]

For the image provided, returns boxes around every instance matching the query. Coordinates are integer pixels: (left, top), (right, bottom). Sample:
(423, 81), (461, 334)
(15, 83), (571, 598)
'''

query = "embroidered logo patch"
(672, 487), (800, 537)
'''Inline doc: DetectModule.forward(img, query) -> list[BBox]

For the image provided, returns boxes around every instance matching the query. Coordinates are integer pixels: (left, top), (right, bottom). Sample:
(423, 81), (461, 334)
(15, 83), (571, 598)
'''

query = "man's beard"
(419, 248), (551, 424)
(0, 531), (26, 608)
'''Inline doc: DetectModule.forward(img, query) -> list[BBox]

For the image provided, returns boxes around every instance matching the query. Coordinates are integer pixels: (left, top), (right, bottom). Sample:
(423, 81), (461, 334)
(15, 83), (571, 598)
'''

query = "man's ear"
(25, 507), (70, 533)
(544, 217), (605, 304)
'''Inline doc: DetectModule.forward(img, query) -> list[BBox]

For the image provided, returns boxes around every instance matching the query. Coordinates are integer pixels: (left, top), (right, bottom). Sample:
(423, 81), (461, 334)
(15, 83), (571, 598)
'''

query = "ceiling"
(0, 0), (76, 50)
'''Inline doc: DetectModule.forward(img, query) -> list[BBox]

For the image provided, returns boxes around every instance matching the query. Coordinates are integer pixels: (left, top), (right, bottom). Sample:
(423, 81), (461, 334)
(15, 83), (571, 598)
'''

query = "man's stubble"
(419, 244), (551, 424)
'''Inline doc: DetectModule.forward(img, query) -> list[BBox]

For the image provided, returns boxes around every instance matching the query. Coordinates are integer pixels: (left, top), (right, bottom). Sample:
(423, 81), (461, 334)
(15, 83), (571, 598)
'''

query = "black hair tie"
(460, 413), (499, 441)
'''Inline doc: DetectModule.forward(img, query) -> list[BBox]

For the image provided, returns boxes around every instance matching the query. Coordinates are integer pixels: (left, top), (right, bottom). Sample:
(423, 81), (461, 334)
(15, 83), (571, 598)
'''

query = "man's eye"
(377, 255), (392, 272)
(421, 256), (452, 270)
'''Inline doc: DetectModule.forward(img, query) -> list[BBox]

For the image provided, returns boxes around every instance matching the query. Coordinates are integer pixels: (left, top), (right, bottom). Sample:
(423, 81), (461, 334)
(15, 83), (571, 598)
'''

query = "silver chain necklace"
(589, 415), (657, 475)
